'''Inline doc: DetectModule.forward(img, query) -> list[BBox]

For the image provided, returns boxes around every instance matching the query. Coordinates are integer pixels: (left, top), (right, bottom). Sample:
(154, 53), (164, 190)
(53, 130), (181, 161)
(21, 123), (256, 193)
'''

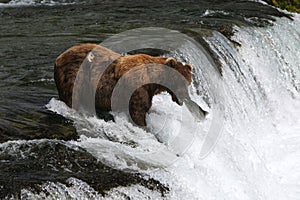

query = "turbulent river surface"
(1, 0), (300, 199)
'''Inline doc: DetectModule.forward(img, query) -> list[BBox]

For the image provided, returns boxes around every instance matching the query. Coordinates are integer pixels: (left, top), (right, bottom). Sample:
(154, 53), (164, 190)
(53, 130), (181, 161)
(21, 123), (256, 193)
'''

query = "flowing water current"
(0, 0), (299, 199)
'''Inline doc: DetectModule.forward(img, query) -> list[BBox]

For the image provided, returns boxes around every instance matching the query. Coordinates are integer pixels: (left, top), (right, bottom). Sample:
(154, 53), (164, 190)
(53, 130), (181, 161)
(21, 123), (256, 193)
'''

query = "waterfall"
(43, 14), (300, 199)
(154, 14), (300, 200)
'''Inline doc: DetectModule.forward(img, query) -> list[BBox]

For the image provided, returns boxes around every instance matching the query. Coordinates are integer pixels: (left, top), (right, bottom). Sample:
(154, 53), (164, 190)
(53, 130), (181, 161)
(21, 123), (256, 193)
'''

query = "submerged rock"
(0, 0), (10, 3)
(0, 110), (78, 143)
(0, 141), (168, 198)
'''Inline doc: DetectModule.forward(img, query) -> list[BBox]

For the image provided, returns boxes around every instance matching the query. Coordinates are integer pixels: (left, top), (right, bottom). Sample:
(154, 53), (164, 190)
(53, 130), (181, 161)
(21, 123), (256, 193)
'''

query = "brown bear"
(54, 43), (199, 126)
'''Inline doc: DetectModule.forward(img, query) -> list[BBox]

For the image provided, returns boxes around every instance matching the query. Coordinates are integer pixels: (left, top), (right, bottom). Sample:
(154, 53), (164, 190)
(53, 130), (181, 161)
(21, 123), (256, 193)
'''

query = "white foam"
(46, 95), (209, 170)
(20, 178), (101, 199)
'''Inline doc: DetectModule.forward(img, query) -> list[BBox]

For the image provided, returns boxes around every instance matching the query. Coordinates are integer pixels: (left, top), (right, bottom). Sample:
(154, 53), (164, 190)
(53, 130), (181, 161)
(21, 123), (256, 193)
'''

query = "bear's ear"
(165, 57), (177, 68)
(87, 52), (95, 63)
(186, 64), (193, 71)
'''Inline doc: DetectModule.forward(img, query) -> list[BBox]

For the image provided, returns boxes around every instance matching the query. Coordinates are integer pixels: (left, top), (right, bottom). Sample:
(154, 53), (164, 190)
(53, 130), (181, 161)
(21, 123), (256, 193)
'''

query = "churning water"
(0, 0), (299, 199)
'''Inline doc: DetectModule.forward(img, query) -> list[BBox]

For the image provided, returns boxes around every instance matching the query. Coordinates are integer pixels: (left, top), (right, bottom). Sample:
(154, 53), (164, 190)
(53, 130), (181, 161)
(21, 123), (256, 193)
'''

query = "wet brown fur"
(54, 44), (192, 126)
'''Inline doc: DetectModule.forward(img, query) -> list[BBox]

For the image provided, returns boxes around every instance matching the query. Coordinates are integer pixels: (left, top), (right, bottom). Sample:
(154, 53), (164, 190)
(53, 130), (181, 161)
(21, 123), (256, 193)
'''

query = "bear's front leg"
(129, 87), (152, 126)
(166, 89), (183, 106)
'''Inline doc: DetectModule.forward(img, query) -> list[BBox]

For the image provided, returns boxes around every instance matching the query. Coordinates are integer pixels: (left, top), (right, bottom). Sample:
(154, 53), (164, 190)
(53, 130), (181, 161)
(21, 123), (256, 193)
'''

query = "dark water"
(0, 0), (293, 198)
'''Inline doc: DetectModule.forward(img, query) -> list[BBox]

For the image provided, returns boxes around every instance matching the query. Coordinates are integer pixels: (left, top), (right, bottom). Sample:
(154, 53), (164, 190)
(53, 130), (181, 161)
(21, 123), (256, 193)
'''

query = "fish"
(183, 98), (208, 121)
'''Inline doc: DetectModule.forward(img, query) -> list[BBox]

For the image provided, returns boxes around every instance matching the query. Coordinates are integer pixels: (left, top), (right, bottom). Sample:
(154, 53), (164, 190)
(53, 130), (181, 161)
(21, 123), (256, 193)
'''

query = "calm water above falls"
(0, 0), (300, 199)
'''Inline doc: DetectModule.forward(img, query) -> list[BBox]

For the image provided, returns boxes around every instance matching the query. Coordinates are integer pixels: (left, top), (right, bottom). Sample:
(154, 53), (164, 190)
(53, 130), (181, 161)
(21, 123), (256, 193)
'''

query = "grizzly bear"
(54, 43), (204, 126)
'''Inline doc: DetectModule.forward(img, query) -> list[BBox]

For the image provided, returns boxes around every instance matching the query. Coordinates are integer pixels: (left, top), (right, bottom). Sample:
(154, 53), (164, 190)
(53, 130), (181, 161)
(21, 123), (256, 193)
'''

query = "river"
(0, 0), (299, 199)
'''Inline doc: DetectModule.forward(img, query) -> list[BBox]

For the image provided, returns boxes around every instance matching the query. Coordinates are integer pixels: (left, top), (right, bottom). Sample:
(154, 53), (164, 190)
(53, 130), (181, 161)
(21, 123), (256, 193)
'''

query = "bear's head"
(164, 57), (193, 84)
